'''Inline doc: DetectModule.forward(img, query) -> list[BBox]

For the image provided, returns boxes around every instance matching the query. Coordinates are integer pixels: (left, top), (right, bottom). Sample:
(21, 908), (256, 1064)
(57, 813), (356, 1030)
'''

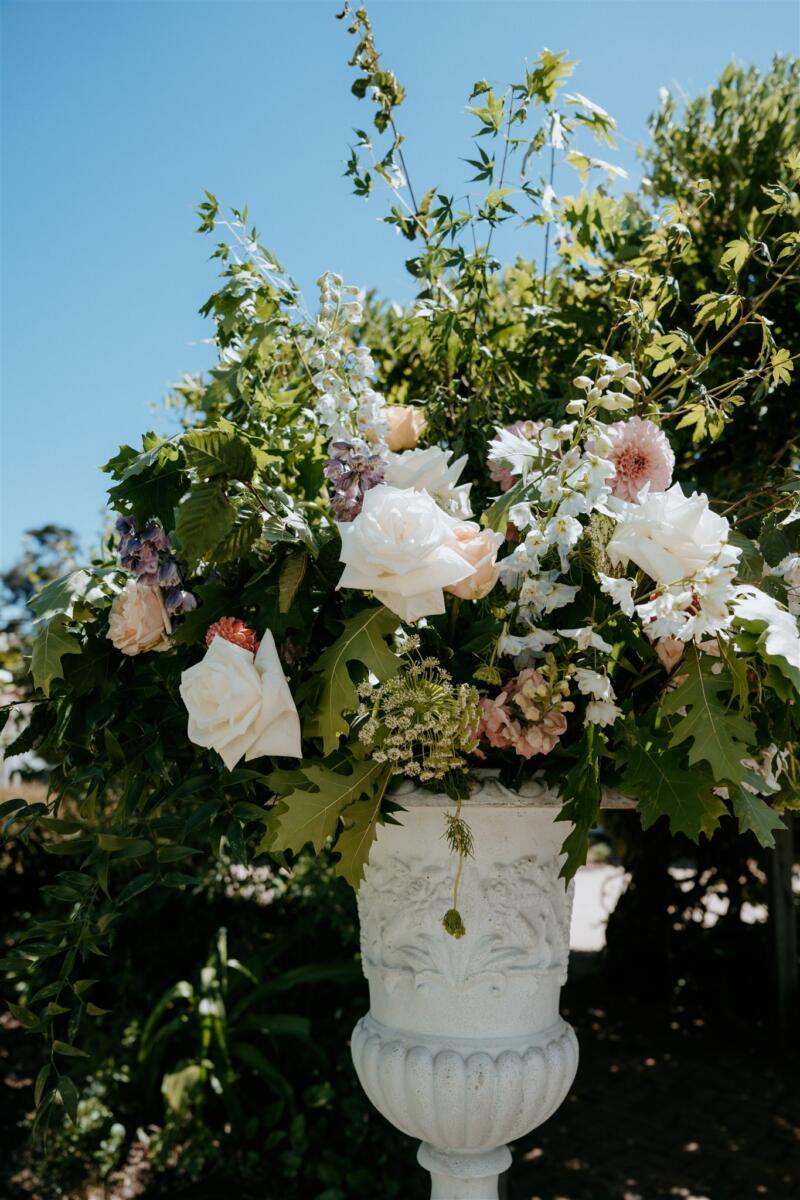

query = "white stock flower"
(546, 512), (583, 572)
(574, 668), (615, 700)
(598, 573), (636, 616)
(487, 426), (544, 478)
(636, 566), (737, 644)
(540, 475), (564, 503)
(337, 485), (475, 623)
(384, 447), (472, 517)
(519, 572), (579, 616)
(180, 632), (302, 771)
(773, 553), (800, 615)
(558, 626), (613, 652)
(585, 698), (622, 727)
(498, 628), (559, 659)
(508, 502), (535, 530)
(107, 580), (172, 656)
(606, 483), (739, 585)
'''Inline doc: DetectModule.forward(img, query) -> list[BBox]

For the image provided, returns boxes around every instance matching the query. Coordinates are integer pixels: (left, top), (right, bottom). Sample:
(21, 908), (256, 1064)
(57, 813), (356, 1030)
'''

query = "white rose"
(384, 447), (472, 517)
(107, 579), (172, 656)
(606, 483), (739, 585)
(179, 631), (301, 770)
(337, 485), (476, 623)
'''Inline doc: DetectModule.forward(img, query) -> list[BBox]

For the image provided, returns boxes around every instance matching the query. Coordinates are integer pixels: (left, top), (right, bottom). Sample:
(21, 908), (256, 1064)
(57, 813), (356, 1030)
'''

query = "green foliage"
(182, 428), (256, 480)
(730, 786), (786, 848)
(104, 435), (185, 528)
(30, 613), (82, 696)
(557, 729), (603, 881)
(660, 648), (756, 786)
(174, 482), (236, 564)
(621, 735), (725, 840)
(304, 606), (400, 753)
(266, 759), (388, 861)
(3, 23), (799, 1161)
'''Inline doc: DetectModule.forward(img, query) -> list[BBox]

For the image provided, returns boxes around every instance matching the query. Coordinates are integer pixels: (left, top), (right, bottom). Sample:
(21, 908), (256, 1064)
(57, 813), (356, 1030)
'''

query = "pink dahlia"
(205, 617), (260, 655)
(605, 417), (675, 503)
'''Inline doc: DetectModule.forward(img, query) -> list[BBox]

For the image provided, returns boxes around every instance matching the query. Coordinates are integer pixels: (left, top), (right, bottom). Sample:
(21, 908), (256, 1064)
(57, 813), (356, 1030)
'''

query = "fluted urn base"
(421, 1145), (512, 1199)
(350, 775), (579, 1199)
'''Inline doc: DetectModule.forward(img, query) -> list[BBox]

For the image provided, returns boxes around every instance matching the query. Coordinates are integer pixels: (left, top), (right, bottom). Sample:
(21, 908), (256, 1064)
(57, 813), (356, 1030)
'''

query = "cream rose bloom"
(384, 446), (472, 517)
(107, 579), (172, 656)
(179, 631), (301, 770)
(446, 524), (503, 601)
(606, 483), (739, 585)
(382, 404), (426, 451)
(337, 485), (477, 623)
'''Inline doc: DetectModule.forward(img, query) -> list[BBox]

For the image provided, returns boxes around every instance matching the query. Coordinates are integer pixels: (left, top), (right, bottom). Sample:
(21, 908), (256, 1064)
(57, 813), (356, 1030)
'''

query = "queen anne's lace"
(356, 658), (480, 782)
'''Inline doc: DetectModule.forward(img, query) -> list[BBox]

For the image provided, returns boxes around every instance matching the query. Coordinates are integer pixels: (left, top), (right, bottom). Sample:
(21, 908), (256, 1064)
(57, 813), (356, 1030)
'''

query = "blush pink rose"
(654, 636), (685, 672)
(107, 580), (172, 656)
(382, 405), (427, 452)
(446, 524), (503, 601)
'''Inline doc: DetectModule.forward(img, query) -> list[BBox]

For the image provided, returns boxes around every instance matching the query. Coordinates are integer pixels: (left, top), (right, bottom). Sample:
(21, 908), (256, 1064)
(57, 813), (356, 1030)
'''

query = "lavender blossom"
(324, 441), (385, 521)
(115, 516), (175, 586)
(158, 557), (182, 589)
(165, 588), (197, 616)
(140, 522), (171, 553)
(115, 515), (137, 539)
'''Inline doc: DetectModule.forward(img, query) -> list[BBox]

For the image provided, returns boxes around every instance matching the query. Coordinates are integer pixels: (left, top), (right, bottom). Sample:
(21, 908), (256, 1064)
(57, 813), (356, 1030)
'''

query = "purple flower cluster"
(324, 442), (385, 521)
(115, 517), (197, 617)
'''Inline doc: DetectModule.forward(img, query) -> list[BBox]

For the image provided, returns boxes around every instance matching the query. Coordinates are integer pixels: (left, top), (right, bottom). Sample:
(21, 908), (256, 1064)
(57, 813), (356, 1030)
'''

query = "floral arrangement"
(19, 241), (800, 938)
(5, 13), (800, 1059)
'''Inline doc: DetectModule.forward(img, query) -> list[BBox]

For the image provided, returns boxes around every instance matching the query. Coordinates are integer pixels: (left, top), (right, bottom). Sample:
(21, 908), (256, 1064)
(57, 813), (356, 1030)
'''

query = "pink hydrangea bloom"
(605, 416), (675, 502)
(478, 692), (516, 749)
(477, 667), (568, 760)
(514, 710), (568, 758)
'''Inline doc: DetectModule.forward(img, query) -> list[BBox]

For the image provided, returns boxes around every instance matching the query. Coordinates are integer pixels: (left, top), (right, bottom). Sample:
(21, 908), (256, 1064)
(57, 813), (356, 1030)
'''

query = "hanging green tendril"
(441, 798), (474, 939)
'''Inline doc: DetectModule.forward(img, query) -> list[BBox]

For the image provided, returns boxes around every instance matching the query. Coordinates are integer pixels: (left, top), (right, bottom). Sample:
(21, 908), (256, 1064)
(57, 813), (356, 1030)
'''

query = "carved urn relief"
(351, 775), (579, 1199)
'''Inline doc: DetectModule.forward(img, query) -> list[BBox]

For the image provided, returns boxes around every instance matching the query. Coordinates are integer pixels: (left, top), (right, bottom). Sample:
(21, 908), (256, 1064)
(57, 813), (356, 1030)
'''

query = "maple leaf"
(31, 615), (82, 697)
(266, 759), (386, 856)
(557, 732), (602, 881)
(659, 647), (755, 785)
(621, 736), (725, 840)
(334, 784), (389, 889)
(305, 607), (400, 755)
(730, 786), (786, 849)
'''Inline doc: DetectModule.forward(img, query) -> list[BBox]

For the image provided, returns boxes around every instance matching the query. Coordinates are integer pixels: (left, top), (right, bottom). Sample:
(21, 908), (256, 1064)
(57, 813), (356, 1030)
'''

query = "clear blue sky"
(2, 0), (798, 567)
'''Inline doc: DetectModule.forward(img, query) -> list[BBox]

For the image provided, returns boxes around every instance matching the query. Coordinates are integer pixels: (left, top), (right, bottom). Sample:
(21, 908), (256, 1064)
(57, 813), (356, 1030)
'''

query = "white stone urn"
(351, 773), (581, 1199)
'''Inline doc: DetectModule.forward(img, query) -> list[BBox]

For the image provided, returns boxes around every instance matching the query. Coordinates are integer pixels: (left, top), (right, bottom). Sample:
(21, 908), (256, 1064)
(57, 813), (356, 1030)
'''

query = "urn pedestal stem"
(350, 775), (579, 1199)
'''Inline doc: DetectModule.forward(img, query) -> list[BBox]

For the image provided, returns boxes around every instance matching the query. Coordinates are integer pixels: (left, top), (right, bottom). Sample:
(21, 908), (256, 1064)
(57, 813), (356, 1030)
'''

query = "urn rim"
(389, 768), (636, 810)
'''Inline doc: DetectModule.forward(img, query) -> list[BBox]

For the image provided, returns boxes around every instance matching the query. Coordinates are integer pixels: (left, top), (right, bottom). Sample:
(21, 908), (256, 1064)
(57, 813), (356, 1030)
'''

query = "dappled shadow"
(509, 953), (800, 1200)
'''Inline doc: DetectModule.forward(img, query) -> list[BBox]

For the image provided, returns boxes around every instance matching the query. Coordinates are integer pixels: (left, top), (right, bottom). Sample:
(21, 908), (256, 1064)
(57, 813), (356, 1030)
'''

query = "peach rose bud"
(383, 405), (426, 452)
(446, 524), (503, 601)
(654, 636), (685, 673)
